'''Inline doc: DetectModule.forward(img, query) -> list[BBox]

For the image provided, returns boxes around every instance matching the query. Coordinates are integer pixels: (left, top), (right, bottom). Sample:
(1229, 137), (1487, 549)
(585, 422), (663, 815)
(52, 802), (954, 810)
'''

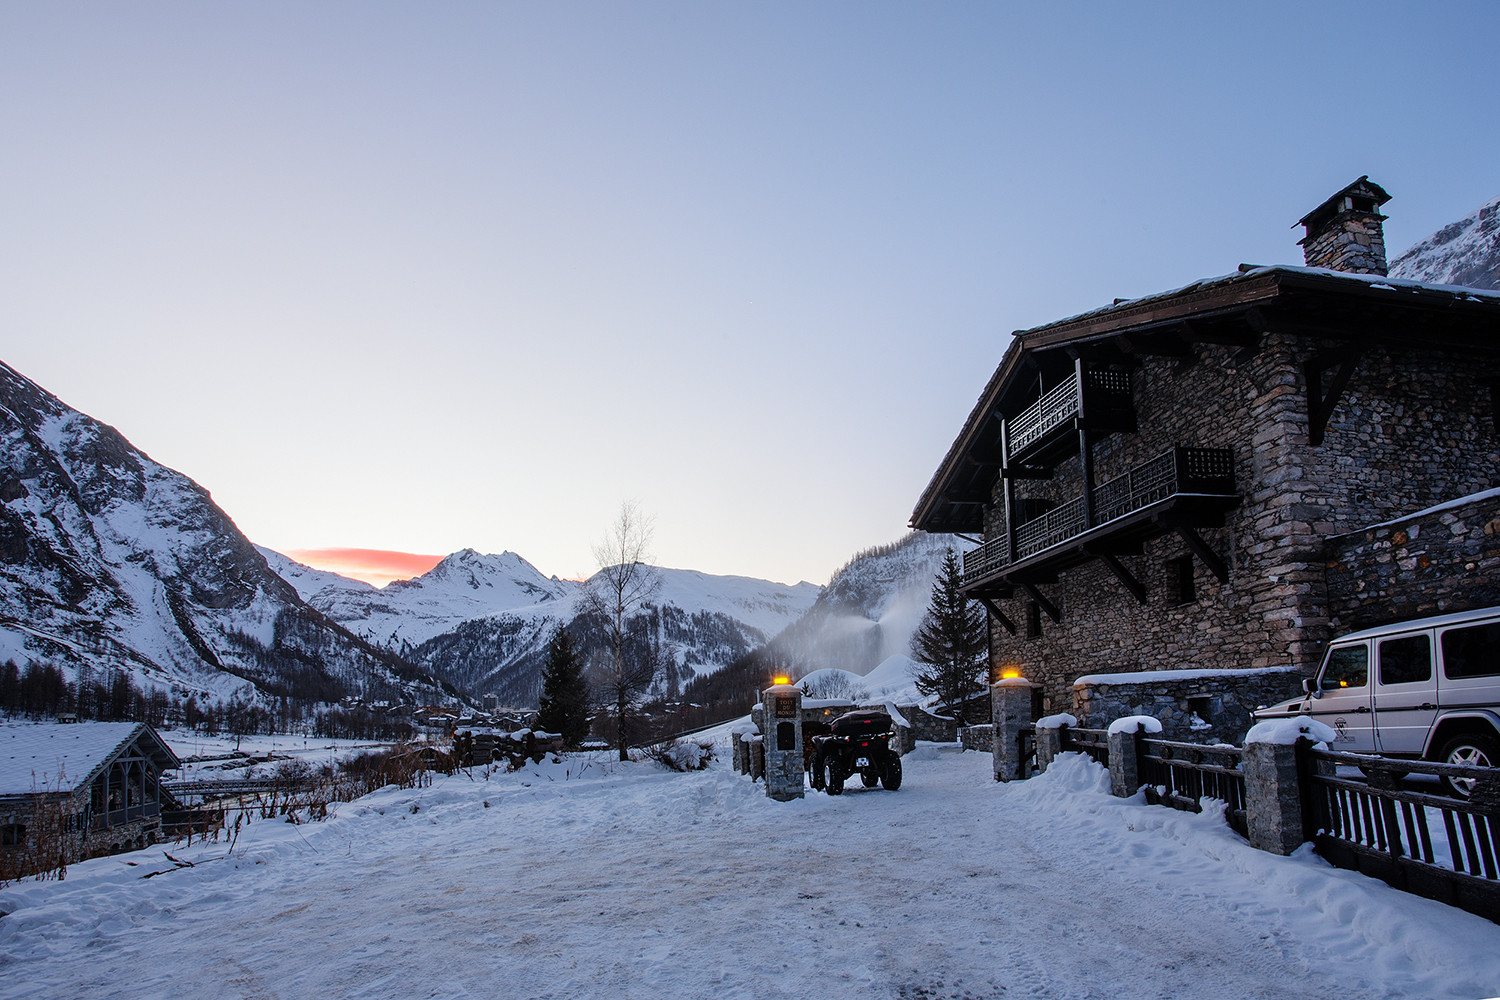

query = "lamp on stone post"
(762, 680), (805, 801)
(992, 671), (1036, 782)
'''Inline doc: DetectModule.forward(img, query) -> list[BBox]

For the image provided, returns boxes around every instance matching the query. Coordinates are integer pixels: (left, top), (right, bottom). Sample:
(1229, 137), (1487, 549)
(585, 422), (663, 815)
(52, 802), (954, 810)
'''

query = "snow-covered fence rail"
(164, 778), (289, 799)
(1304, 747), (1500, 923)
(1058, 727), (1109, 766)
(1138, 738), (1248, 838)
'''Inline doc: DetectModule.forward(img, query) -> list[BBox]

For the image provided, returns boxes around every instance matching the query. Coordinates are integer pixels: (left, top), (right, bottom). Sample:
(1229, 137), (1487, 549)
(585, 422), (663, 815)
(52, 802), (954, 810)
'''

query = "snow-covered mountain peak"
(1390, 194), (1500, 290)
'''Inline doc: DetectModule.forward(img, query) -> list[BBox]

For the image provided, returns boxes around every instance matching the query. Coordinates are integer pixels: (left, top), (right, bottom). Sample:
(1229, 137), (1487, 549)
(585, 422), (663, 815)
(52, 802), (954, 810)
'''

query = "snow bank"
(1036, 712), (1078, 730)
(2, 732), (1497, 999)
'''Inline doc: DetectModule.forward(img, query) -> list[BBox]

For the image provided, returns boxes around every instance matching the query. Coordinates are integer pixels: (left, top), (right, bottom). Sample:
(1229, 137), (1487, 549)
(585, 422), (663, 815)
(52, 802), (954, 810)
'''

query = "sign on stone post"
(762, 683), (805, 801)
(991, 677), (1035, 782)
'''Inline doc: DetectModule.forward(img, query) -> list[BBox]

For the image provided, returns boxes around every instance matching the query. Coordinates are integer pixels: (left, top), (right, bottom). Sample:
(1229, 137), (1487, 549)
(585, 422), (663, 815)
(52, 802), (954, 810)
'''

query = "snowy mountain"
(768, 531), (973, 677)
(0, 358), (440, 706)
(682, 532), (973, 710)
(261, 547), (573, 649)
(1390, 194), (1500, 290)
(406, 567), (820, 707)
(260, 548), (822, 707)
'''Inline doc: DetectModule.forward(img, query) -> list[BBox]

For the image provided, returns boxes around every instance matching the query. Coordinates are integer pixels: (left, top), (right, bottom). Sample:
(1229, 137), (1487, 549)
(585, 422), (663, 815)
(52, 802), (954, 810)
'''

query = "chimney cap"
(1296, 175), (1392, 241)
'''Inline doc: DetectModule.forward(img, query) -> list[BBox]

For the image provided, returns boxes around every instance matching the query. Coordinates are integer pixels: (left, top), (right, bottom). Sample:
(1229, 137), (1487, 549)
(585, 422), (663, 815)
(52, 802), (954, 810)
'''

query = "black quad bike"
(810, 709), (902, 794)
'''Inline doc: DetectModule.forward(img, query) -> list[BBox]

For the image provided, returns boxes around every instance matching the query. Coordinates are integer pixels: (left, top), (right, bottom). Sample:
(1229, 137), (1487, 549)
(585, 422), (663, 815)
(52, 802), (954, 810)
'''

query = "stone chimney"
(1296, 176), (1392, 275)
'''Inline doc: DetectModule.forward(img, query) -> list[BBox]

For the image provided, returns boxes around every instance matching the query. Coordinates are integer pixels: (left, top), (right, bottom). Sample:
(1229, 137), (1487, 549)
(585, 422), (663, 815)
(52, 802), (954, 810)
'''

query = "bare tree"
(581, 501), (662, 760)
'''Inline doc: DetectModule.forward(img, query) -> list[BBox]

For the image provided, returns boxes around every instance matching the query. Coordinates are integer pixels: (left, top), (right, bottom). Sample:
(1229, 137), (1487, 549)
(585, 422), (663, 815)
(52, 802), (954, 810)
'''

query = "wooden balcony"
(962, 447), (1238, 592)
(1004, 366), (1134, 468)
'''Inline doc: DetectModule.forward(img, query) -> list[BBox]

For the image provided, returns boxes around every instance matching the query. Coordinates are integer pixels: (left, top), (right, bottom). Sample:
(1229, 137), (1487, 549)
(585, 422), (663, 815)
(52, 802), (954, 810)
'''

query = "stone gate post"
(991, 677), (1035, 782)
(762, 683), (805, 801)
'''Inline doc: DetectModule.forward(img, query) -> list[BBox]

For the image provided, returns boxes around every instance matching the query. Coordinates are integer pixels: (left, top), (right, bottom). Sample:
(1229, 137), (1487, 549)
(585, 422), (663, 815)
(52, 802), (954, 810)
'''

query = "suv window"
(1321, 645), (1368, 689)
(1379, 634), (1432, 685)
(1441, 622), (1500, 679)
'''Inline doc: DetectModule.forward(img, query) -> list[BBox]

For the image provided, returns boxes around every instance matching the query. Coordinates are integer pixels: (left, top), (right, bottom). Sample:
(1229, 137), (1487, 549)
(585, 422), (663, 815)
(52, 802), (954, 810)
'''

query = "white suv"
(1254, 606), (1500, 796)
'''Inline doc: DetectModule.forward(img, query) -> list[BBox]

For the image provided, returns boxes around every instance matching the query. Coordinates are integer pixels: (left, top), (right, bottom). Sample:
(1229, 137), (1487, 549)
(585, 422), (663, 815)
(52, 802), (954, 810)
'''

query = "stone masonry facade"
(1326, 491), (1500, 630)
(985, 334), (1500, 718)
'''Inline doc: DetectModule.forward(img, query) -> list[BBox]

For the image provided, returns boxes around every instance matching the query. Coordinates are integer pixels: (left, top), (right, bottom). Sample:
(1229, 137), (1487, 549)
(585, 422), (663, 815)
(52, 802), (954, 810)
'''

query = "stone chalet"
(911, 178), (1500, 742)
(0, 721), (180, 872)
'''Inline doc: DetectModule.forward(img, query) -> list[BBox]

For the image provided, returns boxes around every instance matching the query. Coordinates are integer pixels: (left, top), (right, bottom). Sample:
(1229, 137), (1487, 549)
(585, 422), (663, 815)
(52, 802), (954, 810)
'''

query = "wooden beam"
(1001, 464), (1054, 480)
(975, 596), (1017, 636)
(1113, 332), (1192, 358)
(1176, 526), (1229, 583)
(1019, 583), (1061, 623)
(1099, 554), (1148, 604)
(1304, 349), (1362, 446)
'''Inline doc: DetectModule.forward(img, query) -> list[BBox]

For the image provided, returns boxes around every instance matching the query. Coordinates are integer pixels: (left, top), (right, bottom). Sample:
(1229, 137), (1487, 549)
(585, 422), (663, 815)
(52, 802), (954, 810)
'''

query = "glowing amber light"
(1000, 667), (1022, 680)
(773, 676), (790, 686)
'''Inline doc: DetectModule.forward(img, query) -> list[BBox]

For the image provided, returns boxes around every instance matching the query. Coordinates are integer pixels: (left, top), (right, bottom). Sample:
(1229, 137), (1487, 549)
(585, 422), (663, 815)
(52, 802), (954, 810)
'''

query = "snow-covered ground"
(2, 748), (1497, 999)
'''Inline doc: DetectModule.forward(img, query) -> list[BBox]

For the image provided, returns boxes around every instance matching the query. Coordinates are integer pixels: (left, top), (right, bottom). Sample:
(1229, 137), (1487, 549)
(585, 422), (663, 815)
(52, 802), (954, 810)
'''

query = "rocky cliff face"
(0, 359), (437, 705)
(1390, 195), (1500, 290)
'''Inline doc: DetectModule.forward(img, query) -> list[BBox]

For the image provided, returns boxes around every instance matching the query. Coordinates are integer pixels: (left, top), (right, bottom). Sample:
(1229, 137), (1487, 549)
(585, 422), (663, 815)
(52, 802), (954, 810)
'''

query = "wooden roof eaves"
(71, 724), (182, 794)
(910, 335), (1026, 530)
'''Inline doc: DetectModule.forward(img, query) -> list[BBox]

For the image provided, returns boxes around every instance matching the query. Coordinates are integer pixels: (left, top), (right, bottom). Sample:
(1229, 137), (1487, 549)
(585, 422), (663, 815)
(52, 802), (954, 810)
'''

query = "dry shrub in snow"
(637, 738), (716, 772)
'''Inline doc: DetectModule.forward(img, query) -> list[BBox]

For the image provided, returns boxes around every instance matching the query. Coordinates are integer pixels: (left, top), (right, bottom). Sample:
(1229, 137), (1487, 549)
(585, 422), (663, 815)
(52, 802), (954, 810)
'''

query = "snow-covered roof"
(912, 260), (1500, 533)
(1328, 485), (1500, 540)
(0, 722), (179, 797)
(1073, 665), (1298, 688)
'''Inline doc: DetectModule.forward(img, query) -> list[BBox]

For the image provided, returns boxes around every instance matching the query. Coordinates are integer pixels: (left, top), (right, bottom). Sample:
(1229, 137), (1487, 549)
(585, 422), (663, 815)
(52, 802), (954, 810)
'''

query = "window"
(1320, 645), (1369, 689)
(1378, 634), (1432, 685)
(1025, 601), (1042, 640)
(1442, 622), (1500, 679)
(1, 824), (24, 848)
(1166, 556), (1196, 605)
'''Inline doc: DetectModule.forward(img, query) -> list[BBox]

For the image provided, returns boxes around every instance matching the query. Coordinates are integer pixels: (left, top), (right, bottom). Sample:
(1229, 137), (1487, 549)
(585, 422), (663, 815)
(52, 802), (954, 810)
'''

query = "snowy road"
(1, 746), (1498, 999)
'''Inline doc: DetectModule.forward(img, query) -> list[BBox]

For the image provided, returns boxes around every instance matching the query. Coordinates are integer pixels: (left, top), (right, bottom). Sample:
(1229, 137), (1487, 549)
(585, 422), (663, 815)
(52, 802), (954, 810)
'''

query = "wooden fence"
(1138, 738), (1248, 838)
(1303, 748), (1500, 923)
(1059, 727), (1109, 766)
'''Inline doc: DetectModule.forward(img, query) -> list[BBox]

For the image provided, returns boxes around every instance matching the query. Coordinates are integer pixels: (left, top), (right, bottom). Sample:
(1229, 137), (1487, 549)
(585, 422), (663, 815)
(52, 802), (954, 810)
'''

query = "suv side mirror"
(1302, 677), (1316, 695)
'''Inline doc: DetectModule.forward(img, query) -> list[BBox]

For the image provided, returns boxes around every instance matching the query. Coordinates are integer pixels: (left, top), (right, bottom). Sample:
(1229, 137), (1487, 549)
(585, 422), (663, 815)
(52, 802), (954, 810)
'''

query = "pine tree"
(910, 549), (989, 720)
(536, 625), (591, 748)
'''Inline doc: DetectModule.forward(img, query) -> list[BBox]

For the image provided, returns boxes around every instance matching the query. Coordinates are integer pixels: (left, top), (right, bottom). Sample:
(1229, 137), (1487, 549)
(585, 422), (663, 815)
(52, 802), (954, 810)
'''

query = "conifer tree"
(536, 625), (591, 748)
(910, 549), (989, 719)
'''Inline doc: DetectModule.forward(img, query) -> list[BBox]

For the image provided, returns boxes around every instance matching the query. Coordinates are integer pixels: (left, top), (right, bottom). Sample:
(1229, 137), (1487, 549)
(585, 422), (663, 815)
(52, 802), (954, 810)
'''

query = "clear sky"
(2, 2), (1497, 588)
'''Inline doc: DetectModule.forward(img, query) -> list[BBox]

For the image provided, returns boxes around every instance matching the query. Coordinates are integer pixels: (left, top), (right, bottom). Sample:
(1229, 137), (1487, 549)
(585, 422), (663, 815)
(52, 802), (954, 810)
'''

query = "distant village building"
(911, 178), (1500, 740)
(0, 721), (180, 875)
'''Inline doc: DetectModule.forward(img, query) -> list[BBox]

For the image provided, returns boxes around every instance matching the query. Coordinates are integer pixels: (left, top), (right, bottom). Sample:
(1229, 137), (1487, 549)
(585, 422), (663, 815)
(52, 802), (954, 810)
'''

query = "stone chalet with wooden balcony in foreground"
(911, 177), (1500, 743)
(0, 721), (180, 878)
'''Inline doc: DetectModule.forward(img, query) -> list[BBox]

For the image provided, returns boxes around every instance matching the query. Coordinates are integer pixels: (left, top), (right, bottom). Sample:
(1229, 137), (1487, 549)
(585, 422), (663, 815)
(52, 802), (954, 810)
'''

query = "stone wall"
(960, 724), (993, 753)
(1325, 491), (1500, 631)
(1072, 667), (1302, 745)
(982, 334), (1500, 718)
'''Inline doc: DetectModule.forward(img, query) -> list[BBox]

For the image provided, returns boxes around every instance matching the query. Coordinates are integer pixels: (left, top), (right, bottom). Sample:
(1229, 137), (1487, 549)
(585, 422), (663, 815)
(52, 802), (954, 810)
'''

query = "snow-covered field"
(2, 747), (1498, 1000)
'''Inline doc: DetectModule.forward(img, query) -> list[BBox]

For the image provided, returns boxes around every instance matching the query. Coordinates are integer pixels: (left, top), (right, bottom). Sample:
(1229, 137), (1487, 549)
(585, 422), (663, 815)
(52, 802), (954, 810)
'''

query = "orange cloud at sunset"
(285, 548), (446, 588)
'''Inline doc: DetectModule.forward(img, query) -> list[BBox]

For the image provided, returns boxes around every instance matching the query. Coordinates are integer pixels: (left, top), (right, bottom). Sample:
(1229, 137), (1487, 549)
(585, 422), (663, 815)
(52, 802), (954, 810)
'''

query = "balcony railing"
(1004, 367), (1134, 465)
(961, 447), (1236, 587)
(1007, 371), (1081, 458)
(1016, 496), (1086, 559)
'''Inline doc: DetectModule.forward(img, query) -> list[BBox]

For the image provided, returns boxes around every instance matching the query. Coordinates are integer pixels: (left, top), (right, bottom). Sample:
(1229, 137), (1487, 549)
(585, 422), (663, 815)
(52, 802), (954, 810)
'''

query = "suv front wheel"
(1438, 732), (1500, 798)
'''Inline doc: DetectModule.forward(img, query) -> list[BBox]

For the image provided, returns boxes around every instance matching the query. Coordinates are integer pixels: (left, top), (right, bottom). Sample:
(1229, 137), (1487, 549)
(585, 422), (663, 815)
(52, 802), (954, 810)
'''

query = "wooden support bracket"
(1304, 349), (1363, 446)
(1019, 583), (1061, 623)
(976, 596), (1017, 636)
(1177, 526), (1230, 583)
(1099, 554), (1148, 604)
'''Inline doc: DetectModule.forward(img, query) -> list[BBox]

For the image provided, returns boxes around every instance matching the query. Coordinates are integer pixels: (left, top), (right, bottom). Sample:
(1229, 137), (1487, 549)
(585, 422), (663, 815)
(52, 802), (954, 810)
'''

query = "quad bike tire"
(860, 770), (880, 787)
(881, 754), (902, 790)
(825, 761), (845, 795)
